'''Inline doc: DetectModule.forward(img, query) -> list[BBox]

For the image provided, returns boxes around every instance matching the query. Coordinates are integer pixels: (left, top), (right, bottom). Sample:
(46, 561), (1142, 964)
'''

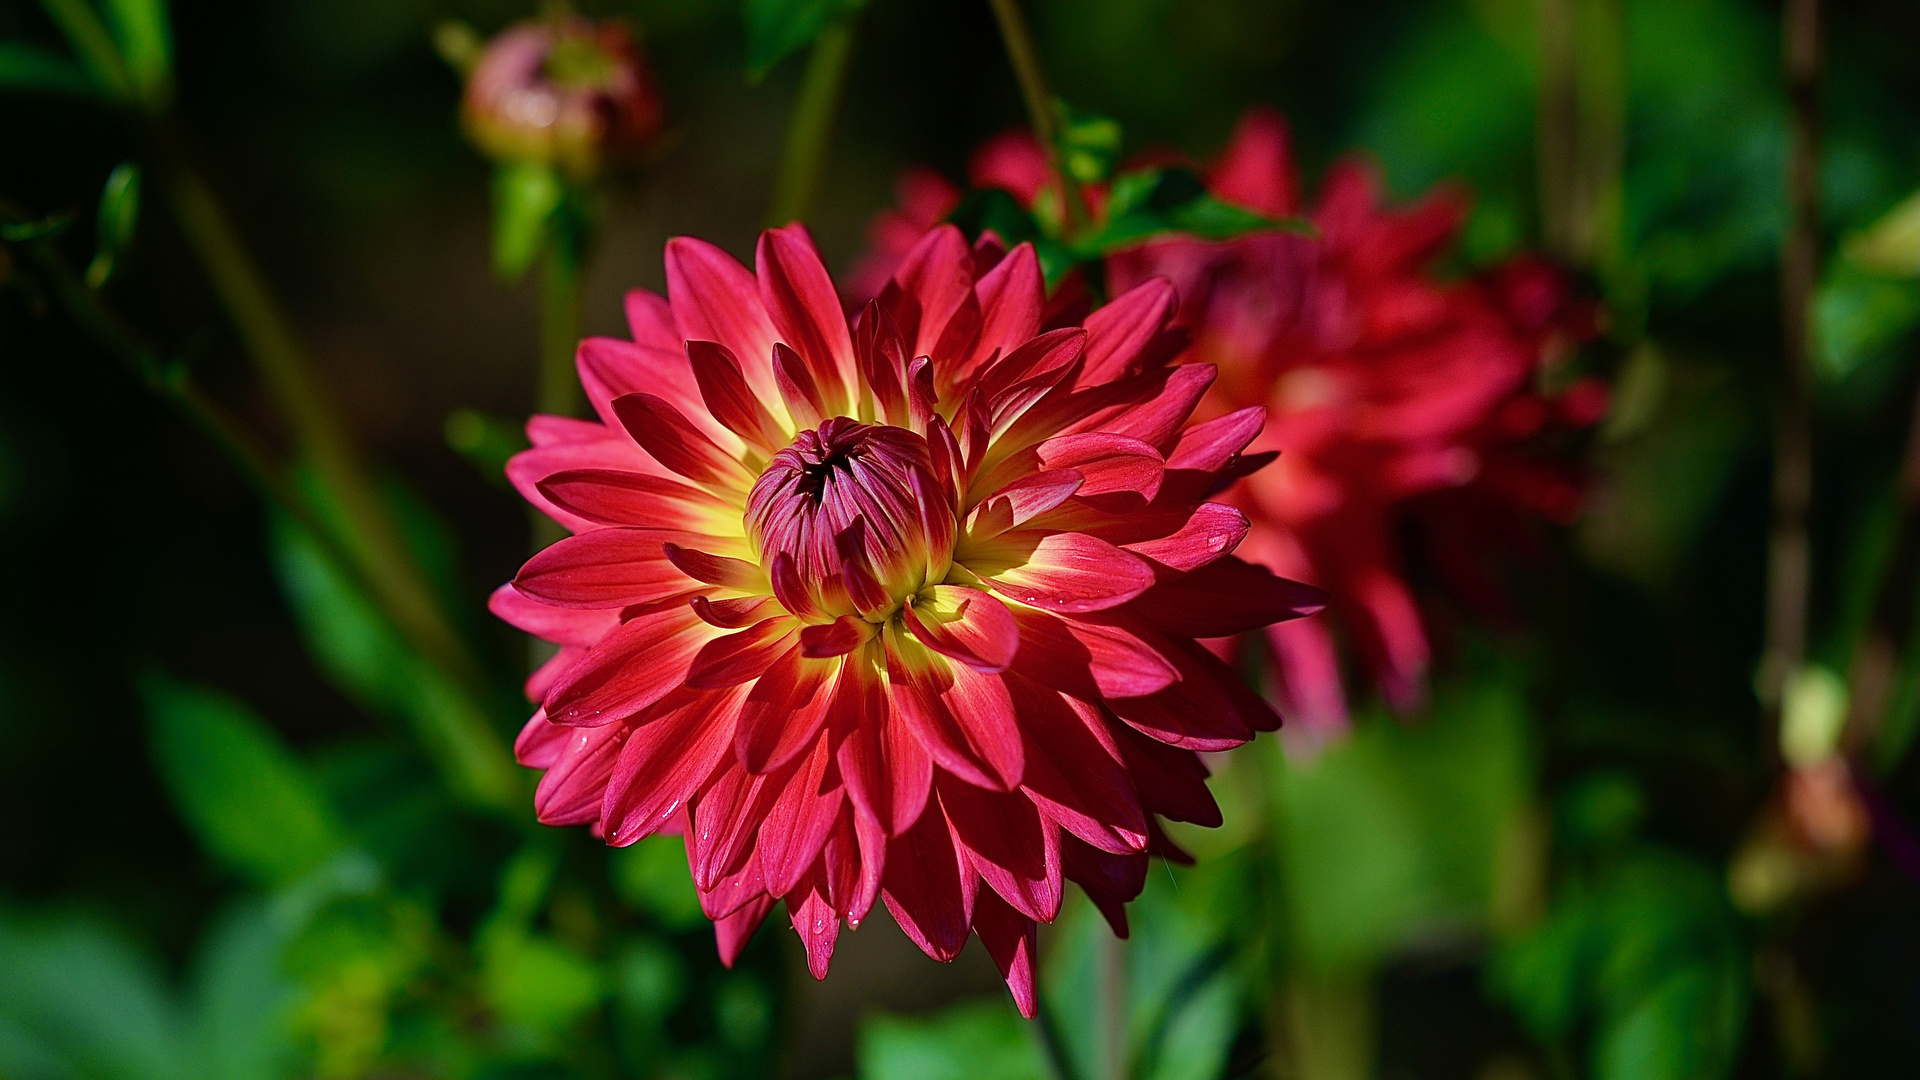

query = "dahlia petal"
(612, 392), (755, 488)
(886, 634), (1024, 790)
(623, 288), (682, 353)
(1060, 834), (1149, 938)
(1106, 641), (1256, 752)
(1034, 431), (1164, 500)
(1077, 278), (1178, 387)
(685, 617), (798, 689)
(1120, 502), (1250, 572)
(1005, 605), (1179, 700)
(660, 542), (767, 591)
(787, 874), (841, 979)
(1113, 725), (1221, 827)
(734, 645), (836, 774)
(545, 603), (718, 726)
(940, 776), (1062, 922)
(758, 225), (854, 412)
(799, 615), (870, 658)
(966, 243), (1045, 381)
(1013, 679), (1148, 854)
(577, 337), (724, 446)
(691, 763), (784, 889)
(903, 585), (1020, 673)
(772, 341), (828, 431)
(1101, 363), (1216, 452)
(536, 468), (737, 531)
(931, 292), (984, 376)
(972, 890), (1040, 1019)
(514, 709), (566, 768)
(694, 846), (767, 920)
(1127, 556), (1328, 637)
(845, 803), (886, 925)
(691, 594), (777, 629)
(1265, 617), (1351, 736)
(686, 339), (788, 449)
(526, 414), (613, 448)
(664, 236), (781, 401)
(769, 552), (818, 618)
(890, 224), (975, 360)
(715, 895), (775, 967)
(525, 646), (583, 704)
(852, 300), (911, 425)
(757, 730), (844, 897)
(602, 684), (749, 844)
(1209, 106), (1298, 216)
(974, 531), (1155, 613)
(508, 434), (657, 533)
(532, 721), (628, 826)
(489, 584), (619, 647)
(514, 528), (698, 609)
(881, 796), (975, 963)
(968, 469), (1086, 541)
(1166, 405), (1266, 474)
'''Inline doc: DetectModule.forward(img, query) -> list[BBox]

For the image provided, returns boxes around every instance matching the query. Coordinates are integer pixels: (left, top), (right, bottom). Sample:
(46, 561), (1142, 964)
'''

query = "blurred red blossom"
(462, 16), (664, 178)
(854, 108), (1604, 741)
(495, 223), (1323, 1013)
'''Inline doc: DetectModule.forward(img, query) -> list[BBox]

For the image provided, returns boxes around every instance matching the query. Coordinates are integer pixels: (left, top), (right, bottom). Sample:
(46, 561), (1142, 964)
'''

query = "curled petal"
(1077, 278), (1177, 387)
(687, 339), (788, 449)
(1035, 432), (1164, 501)
(1005, 605), (1179, 700)
(1121, 502), (1250, 572)
(800, 615), (872, 658)
(971, 531), (1155, 613)
(685, 617), (797, 689)
(904, 585), (1020, 672)
(661, 542), (767, 591)
(664, 237), (780, 400)
(612, 392), (754, 488)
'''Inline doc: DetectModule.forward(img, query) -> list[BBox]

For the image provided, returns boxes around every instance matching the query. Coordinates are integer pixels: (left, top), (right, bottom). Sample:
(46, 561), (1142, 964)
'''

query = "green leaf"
(857, 998), (1053, 1080)
(142, 673), (345, 887)
(102, 0), (170, 106)
(35, 0), (132, 98)
(0, 913), (183, 1080)
(482, 934), (604, 1034)
(1053, 99), (1123, 185)
(85, 161), (141, 288)
(186, 901), (301, 1080)
(1846, 189), (1920, 276)
(743, 0), (866, 81)
(0, 41), (95, 96)
(1084, 167), (1315, 257)
(1491, 850), (1748, 1080)
(1815, 258), (1920, 385)
(492, 161), (564, 281)
(1271, 669), (1534, 975)
(612, 835), (708, 930)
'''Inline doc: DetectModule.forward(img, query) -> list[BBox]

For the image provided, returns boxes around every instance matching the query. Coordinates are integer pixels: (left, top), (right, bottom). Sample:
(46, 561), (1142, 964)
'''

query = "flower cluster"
(856, 108), (1603, 739)
(462, 16), (664, 179)
(495, 224), (1323, 1012)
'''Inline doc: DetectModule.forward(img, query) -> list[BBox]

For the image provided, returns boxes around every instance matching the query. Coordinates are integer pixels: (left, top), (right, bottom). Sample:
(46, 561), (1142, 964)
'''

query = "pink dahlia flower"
(854, 109), (1604, 740)
(462, 17), (664, 178)
(494, 223), (1325, 1014)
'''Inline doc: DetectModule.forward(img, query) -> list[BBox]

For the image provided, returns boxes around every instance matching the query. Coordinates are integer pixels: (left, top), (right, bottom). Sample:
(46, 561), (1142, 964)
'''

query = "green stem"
(765, 19), (856, 227)
(986, 0), (1089, 239)
(538, 232), (586, 420)
(161, 155), (521, 814)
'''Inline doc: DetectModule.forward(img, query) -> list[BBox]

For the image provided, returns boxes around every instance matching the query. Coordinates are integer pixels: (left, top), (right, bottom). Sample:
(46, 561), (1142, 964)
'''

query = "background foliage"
(3, 0), (1920, 1078)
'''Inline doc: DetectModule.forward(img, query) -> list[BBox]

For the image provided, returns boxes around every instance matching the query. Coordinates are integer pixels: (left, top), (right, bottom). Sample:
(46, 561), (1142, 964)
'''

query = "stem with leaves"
(766, 19), (856, 227)
(161, 151), (522, 814)
(986, 0), (1090, 240)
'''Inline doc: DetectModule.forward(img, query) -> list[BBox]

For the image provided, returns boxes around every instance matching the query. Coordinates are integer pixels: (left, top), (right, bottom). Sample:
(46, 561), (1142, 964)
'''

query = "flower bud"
(461, 17), (663, 179)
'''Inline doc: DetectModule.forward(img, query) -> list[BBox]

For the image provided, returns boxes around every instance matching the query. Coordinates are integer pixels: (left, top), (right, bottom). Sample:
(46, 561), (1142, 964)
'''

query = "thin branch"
(1763, 0), (1821, 722)
(986, 0), (1090, 239)
(765, 19), (857, 228)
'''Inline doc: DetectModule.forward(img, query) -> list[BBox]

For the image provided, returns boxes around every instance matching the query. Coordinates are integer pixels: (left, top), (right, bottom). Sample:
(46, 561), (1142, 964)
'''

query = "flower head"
(462, 17), (663, 178)
(856, 109), (1603, 742)
(495, 223), (1324, 1014)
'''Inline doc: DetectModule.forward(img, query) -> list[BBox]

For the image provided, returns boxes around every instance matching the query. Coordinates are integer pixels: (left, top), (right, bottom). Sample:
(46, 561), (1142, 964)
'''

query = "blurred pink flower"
(462, 17), (664, 178)
(495, 223), (1324, 1013)
(854, 108), (1604, 740)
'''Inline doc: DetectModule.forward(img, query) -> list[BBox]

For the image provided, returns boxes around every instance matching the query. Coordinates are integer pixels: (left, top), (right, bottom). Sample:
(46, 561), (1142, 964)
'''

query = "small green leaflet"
(86, 161), (141, 287)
